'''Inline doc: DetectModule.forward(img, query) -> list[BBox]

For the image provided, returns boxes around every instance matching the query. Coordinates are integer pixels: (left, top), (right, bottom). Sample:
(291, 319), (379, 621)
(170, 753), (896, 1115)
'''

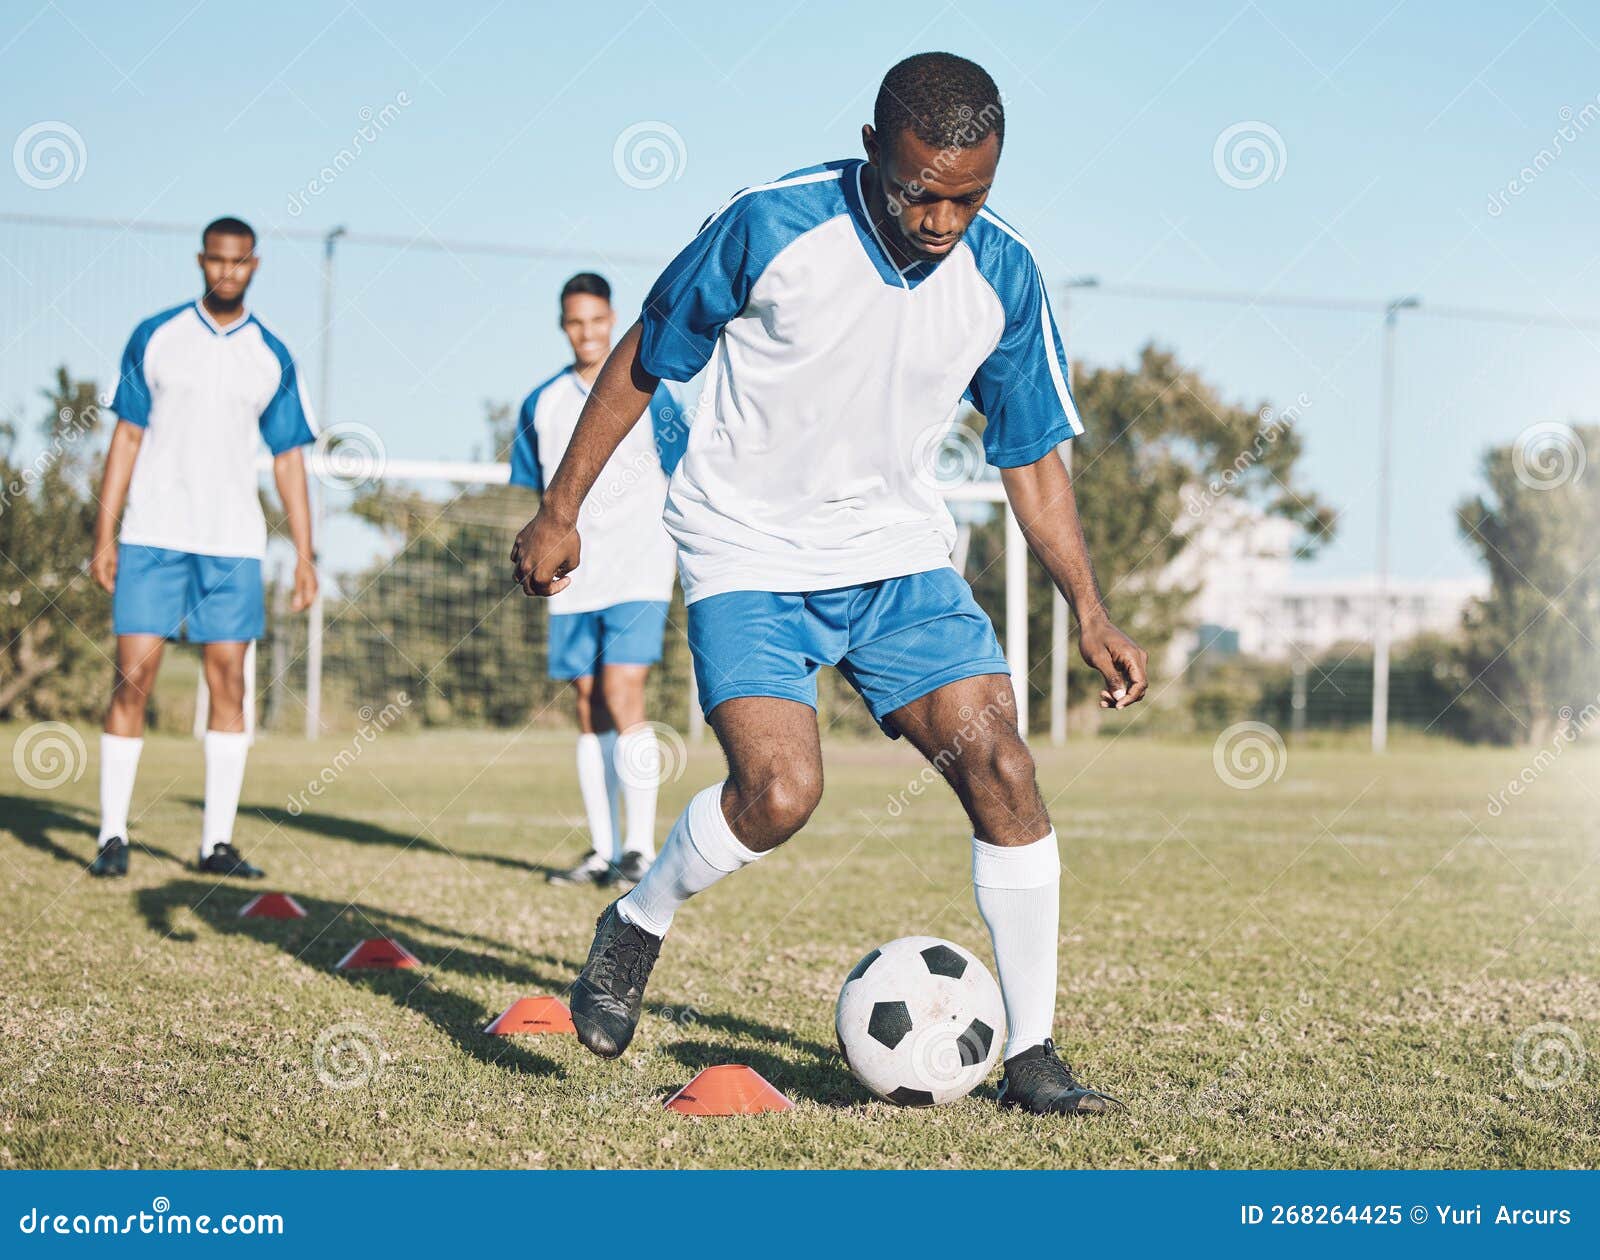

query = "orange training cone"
(334, 938), (419, 970)
(484, 996), (577, 1035)
(239, 892), (308, 920)
(664, 1065), (794, 1115)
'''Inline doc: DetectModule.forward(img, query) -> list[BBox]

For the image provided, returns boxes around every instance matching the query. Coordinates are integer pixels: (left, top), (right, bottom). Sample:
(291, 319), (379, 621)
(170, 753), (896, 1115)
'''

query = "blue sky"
(3, 0), (1597, 583)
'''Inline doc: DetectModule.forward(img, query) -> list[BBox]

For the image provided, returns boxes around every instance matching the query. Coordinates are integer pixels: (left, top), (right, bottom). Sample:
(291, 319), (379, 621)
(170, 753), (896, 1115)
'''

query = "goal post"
(248, 453), (1027, 740)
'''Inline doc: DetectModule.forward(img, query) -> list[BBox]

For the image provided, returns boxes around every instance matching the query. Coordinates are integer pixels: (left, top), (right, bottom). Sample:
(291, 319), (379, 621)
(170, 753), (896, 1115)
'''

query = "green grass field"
(2, 724), (1596, 1169)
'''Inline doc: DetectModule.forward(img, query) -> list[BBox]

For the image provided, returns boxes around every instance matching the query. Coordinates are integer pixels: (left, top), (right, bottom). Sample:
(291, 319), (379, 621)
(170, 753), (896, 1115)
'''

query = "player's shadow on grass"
(134, 878), (570, 1079)
(198, 801), (565, 879)
(0, 793), (187, 871)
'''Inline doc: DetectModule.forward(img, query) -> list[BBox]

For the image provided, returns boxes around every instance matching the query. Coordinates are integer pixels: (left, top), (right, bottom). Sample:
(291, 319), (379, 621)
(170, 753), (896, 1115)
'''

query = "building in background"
(1170, 496), (1486, 667)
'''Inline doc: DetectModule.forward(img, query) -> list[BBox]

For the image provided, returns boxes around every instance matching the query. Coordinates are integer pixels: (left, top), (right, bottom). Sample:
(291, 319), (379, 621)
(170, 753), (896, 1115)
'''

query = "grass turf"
(2, 724), (1596, 1169)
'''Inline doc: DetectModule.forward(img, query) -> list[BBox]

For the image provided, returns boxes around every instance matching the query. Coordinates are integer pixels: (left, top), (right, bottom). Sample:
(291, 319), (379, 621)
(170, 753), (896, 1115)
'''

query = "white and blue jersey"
(511, 366), (684, 615)
(639, 158), (1083, 605)
(111, 301), (317, 560)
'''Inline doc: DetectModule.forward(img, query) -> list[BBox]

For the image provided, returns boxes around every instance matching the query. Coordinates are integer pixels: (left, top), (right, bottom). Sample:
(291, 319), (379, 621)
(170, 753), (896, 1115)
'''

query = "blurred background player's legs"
(600, 662), (657, 874)
(197, 639), (255, 874)
(92, 633), (164, 875)
(556, 672), (620, 886)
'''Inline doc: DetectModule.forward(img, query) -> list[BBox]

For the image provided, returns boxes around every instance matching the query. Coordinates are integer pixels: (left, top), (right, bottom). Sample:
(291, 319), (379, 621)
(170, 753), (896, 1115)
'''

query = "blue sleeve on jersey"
(110, 313), (167, 427)
(650, 384), (688, 475)
(254, 324), (317, 454)
(967, 224), (1083, 467)
(509, 391), (543, 490)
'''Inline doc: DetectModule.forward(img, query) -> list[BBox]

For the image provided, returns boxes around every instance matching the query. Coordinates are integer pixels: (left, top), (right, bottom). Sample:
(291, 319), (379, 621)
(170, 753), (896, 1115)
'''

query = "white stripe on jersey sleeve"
(976, 208), (1084, 436)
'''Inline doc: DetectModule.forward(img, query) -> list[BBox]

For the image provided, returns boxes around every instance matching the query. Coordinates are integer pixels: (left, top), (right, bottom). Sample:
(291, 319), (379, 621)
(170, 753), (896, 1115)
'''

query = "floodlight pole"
(1050, 276), (1099, 745)
(305, 225), (346, 741)
(1371, 296), (1419, 754)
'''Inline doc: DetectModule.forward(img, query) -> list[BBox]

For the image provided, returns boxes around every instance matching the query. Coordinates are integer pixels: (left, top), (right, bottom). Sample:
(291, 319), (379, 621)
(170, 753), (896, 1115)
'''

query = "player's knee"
(740, 764), (822, 842)
(114, 663), (158, 703)
(972, 732), (1037, 801)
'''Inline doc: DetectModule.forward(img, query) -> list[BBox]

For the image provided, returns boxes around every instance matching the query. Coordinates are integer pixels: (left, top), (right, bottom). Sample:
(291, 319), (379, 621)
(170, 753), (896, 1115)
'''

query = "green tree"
(967, 344), (1336, 730)
(1446, 423), (1600, 745)
(0, 369), (112, 718)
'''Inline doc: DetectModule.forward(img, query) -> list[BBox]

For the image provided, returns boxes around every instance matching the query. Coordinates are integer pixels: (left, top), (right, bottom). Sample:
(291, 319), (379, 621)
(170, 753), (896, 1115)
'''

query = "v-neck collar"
(193, 300), (252, 337)
(843, 160), (941, 292)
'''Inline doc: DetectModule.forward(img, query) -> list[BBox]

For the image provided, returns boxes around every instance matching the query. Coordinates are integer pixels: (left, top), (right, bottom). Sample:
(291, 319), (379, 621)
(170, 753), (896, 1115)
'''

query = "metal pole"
(1005, 501), (1029, 737)
(1050, 277), (1095, 746)
(305, 226), (345, 740)
(1049, 441), (1070, 747)
(1371, 296), (1417, 753)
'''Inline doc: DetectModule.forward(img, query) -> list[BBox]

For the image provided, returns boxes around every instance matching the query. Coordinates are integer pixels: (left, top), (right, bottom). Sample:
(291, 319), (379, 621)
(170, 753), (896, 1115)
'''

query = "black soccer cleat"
(569, 900), (661, 1059)
(198, 842), (265, 879)
(547, 852), (617, 887)
(997, 1040), (1125, 1116)
(89, 837), (129, 879)
(614, 849), (653, 886)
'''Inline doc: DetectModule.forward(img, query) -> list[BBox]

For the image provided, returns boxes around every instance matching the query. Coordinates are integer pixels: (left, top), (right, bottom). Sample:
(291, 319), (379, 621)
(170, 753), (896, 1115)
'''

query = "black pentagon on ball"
(867, 1000), (914, 1049)
(957, 1018), (994, 1068)
(919, 944), (968, 979)
(886, 1085), (936, 1107)
(845, 948), (881, 983)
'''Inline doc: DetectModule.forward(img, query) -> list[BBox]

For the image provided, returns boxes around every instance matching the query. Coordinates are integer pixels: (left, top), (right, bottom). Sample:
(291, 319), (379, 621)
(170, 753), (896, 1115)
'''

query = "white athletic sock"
(201, 730), (251, 859)
(617, 782), (762, 936)
(614, 726), (659, 858)
(598, 730), (622, 859)
(972, 830), (1062, 1060)
(575, 733), (615, 861)
(97, 733), (144, 846)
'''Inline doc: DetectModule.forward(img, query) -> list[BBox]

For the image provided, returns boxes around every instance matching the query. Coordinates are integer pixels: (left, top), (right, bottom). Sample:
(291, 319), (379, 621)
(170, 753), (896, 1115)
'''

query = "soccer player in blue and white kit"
(513, 54), (1148, 1114)
(511, 273), (684, 887)
(87, 217), (318, 880)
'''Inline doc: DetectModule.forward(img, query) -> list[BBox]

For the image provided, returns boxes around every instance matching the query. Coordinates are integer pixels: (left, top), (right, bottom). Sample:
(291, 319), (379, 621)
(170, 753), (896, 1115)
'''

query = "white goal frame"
(227, 454), (1035, 739)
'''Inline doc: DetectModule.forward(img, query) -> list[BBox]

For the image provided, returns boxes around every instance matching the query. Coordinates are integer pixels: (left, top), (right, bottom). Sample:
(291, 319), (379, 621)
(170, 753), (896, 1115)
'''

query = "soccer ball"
(835, 935), (1004, 1106)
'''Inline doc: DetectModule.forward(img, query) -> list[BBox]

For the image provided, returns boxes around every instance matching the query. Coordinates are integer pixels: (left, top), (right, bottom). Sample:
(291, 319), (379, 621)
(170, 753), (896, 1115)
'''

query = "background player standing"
(515, 54), (1148, 1116)
(88, 216), (318, 880)
(511, 273), (685, 887)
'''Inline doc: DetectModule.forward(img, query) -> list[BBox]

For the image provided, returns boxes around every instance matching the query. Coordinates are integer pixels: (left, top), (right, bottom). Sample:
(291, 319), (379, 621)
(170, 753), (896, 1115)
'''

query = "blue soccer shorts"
(112, 544), (265, 642)
(547, 599), (671, 680)
(687, 567), (1010, 736)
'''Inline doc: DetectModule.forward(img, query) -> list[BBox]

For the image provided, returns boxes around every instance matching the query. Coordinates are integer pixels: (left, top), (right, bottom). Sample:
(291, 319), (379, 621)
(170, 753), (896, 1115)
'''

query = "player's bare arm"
(1000, 452), (1148, 710)
(511, 319), (657, 596)
(90, 419), (144, 593)
(273, 446), (319, 611)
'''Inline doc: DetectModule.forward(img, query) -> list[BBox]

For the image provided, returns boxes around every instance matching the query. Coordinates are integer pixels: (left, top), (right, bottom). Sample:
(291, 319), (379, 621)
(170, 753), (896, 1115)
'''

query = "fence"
(5, 210), (1595, 748)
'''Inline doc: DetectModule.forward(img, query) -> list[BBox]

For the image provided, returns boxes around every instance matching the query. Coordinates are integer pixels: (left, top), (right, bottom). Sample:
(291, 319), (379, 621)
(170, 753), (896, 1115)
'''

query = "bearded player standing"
(513, 53), (1147, 1115)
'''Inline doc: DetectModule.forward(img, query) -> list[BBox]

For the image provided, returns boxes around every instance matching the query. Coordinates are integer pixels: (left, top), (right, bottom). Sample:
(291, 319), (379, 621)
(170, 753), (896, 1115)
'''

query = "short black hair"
(560, 272), (611, 307)
(874, 52), (1003, 156)
(202, 216), (255, 250)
